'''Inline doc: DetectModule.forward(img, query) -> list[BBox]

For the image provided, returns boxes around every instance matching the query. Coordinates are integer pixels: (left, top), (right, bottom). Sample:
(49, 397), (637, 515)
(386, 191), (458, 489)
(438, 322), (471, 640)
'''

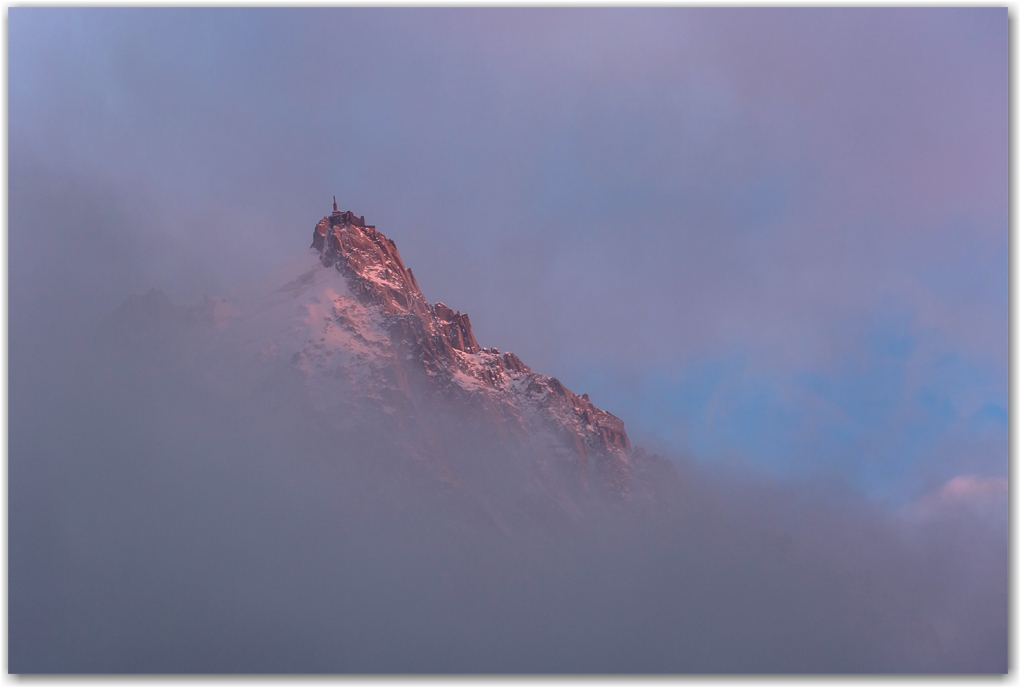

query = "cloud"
(902, 475), (1008, 525)
(8, 11), (1006, 671)
(8, 326), (1008, 672)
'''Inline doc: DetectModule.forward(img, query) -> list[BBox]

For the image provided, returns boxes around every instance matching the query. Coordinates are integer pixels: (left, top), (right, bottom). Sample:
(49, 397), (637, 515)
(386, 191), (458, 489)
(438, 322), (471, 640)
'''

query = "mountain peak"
(311, 204), (480, 355)
(112, 202), (664, 504)
(305, 202), (644, 499)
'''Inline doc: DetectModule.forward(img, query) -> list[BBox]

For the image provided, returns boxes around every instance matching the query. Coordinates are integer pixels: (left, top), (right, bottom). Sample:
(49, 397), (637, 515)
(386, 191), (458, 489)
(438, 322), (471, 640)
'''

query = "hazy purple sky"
(10, 8), (1007, 505)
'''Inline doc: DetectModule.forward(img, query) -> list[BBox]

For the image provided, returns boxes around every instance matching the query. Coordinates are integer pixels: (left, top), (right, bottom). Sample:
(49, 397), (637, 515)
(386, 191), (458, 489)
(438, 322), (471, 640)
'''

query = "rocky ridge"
(107, 203), (676, 509)
(311, 205), (639, 499)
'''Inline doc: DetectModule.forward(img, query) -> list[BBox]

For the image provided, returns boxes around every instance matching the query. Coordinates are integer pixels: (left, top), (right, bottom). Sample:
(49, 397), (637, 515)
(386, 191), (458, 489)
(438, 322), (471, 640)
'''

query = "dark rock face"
(310, 208), (659, 502)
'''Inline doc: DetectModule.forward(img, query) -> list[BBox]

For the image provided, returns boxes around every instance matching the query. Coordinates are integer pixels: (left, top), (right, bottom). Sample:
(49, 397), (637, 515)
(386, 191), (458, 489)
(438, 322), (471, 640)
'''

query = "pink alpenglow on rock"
(307, 202), (663, 502)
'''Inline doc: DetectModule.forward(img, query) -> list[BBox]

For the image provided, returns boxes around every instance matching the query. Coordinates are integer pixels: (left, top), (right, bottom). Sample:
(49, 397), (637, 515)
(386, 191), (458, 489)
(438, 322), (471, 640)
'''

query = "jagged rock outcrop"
(309, 207), (645, 501)
(312, 214), (480, 358)
(106, 203), (676, 510)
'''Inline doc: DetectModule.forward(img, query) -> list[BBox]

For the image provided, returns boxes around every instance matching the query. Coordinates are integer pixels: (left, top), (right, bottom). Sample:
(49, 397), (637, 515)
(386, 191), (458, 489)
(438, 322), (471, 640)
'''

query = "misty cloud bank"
(8, 7), (1006, 675)
(9, 8), (1006, 501)
(8, 300), (1005, 673)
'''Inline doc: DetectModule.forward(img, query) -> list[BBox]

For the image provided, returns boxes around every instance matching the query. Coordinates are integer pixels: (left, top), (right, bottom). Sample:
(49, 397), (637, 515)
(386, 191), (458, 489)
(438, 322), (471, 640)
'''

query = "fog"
(9, 8), (1006, 499)
(8, 301), (1006, 672)
(9, 8), (1006, 673)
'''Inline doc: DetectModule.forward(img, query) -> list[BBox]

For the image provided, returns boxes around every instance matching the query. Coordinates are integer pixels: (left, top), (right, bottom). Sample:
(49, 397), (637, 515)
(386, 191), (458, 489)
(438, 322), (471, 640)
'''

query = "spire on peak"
(324, 200), (373, 230)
